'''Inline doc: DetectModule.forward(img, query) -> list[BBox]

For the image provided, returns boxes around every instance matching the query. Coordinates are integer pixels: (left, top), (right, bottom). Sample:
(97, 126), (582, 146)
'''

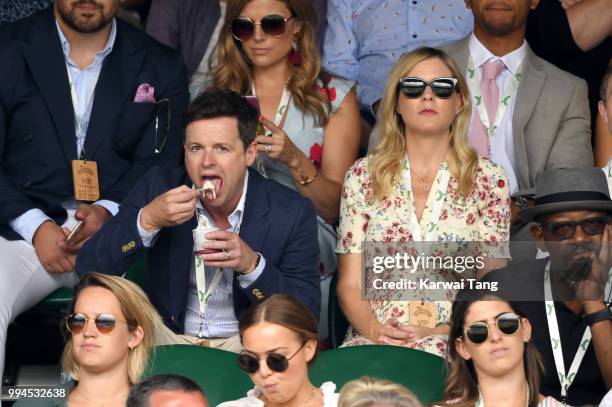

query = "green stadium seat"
(28, 256), (147, 314)
(145, 345), (252, 406)
(146, 345), (446, 406)
(328, 271), (349, 348)
(309, 345), (446, 404)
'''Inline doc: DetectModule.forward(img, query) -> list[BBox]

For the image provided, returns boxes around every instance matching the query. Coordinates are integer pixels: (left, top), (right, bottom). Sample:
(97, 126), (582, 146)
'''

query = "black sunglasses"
(541, 216), (610, 240)
(231, 14), (294, 42)
(237, 342), (306, 374)
(398, 77), (458, 99)
(65, 313), (132, 335)
(463, 312), (521, 344)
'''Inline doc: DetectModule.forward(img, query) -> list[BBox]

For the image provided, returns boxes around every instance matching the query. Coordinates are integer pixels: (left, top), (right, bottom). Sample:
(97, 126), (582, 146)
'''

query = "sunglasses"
(398, 77), (458, 99)
(237, 342), (306, 374)
(463, 312), (521, 344)
(541, 216), (610, 240)
(231, 14), (294, 42)
(65, 313), (132, 335)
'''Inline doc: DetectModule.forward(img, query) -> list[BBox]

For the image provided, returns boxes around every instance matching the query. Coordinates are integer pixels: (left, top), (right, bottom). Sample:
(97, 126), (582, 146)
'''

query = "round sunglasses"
(237, 342), (306, 374)
(463, 312), (522, 344)
(231, 14), (294, 42)
(65, 312), (133, 335)
(540, 216), (610, 240)
(398, 77), (458, 99)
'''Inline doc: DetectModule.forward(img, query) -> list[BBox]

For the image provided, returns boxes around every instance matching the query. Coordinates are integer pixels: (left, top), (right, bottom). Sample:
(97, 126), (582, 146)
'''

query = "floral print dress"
(257, 74), (355, 341)
(335, 156), (510, 356)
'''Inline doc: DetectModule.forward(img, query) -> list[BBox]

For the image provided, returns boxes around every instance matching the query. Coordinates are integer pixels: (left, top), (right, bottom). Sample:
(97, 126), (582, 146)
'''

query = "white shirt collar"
(55, 18), (117, 65)
(196, 171), (249, 231)
(468, 33), (527, 75)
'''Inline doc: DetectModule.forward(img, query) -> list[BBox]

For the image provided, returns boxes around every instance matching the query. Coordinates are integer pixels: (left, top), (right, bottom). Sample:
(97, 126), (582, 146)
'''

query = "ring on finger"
(224, 250), (230, 260)
(264, 144), (271, 154)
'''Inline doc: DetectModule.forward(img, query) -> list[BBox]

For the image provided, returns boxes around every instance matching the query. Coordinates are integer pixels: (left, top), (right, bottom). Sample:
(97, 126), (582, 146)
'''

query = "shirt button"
(412, 1), (417, 3)
(412, 34), (418, 38)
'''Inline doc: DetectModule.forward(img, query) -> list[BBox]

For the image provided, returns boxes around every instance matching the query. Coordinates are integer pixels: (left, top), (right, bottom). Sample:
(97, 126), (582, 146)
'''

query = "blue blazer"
(76, 166), (321, 333)
(0, 9), (188, 240)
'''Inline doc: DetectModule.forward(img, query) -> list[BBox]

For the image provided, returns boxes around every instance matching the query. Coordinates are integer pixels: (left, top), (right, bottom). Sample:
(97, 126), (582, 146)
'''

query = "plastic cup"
(193, 227), (221, 256)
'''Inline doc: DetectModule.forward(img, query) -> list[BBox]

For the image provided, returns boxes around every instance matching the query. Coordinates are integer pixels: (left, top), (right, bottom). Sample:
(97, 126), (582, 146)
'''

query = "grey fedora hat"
(519, 167), (612, 222)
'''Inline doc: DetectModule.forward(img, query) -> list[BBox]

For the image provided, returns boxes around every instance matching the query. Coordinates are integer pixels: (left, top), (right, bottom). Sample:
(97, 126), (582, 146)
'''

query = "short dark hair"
(600, 58), (612, 104)
(126, 374), (206, 407)
(183, 89), (258, 149)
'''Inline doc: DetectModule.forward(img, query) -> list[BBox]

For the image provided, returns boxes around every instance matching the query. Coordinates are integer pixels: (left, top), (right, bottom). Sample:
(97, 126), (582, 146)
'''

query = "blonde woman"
(15, 273), (163, 406)
(338, 377), (423, 407)
(209, 0), (361, 335)
(335, 47), (511, 356)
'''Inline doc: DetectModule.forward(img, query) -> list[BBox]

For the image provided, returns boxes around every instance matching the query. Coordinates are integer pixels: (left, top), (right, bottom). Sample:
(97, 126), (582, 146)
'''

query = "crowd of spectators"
(0, 0), (611, 406)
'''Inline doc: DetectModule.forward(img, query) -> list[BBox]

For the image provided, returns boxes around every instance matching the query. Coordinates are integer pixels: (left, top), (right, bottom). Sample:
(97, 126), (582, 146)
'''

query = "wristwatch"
(584, 304), (612, 326)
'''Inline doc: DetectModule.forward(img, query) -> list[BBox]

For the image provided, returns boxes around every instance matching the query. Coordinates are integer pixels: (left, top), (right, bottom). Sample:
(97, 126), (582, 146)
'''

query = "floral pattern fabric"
(335, 156), (511, 356)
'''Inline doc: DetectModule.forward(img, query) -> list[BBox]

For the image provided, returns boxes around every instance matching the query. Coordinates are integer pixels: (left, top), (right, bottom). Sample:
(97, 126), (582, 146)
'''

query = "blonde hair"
(62, 273), (163, 384)
(338, 377), (424, 407)
(369, 47), (478, 202)
(209, 0), (332, 126)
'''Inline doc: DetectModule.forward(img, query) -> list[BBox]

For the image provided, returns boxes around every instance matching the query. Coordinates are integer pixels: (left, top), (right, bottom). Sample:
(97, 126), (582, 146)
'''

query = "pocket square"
(134, 83), (156, 103)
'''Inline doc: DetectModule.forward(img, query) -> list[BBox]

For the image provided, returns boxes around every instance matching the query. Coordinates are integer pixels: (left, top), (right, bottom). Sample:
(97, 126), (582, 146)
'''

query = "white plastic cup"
(192, 227), (221, 255)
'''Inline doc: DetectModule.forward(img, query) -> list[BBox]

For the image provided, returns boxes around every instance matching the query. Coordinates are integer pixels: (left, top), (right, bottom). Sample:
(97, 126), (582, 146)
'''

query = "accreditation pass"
(1, 385), (68, 401)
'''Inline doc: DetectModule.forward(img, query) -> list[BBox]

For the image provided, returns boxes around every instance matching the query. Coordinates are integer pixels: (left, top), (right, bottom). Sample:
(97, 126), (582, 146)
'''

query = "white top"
(600, 388), (612, 407)
(218, 382), (338, 407)
(467, 34), (528, 195)
(602, 158), (612, 195)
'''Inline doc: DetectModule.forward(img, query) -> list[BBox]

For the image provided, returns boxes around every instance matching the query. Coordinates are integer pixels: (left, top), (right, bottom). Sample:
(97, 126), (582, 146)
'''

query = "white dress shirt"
(468, 34), (528, 195)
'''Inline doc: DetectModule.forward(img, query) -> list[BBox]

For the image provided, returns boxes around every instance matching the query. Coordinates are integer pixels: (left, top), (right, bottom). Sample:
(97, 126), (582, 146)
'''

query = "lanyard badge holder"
(68, 66), (101, 202)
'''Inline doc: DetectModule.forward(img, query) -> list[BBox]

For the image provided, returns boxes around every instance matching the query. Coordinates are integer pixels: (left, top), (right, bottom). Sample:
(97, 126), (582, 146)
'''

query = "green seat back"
(30, 256), (148, 313)
(309, 345), (447, 404)
(145, 345), (253, 406)
(328, 271), (349, 348)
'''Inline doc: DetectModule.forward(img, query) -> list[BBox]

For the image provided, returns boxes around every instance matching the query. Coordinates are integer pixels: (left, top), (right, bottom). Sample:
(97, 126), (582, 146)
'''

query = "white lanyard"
(66, 65), (100, 159)
(543, 261), (591, 401)
(193, 203), (245, 338)
(251, 83), (291, 177)
(466, 57), (523, 144)
(400, 160), (450, 253)
(250, 83), (291, 135)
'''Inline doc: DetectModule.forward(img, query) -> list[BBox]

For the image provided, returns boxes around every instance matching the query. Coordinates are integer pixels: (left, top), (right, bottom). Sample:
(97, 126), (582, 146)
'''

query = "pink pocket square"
(134, 83), (156, 103)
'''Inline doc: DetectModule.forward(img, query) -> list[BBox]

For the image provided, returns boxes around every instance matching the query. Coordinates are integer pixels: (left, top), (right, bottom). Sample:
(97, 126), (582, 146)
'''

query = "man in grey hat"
(481, 167), (611, 406)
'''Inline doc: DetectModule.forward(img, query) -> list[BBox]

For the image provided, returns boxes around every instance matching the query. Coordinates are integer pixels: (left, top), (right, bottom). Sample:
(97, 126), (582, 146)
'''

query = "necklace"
(410, 167), (435, 191)
(73, 387), (128, 407)
(298, 386), (318, 407)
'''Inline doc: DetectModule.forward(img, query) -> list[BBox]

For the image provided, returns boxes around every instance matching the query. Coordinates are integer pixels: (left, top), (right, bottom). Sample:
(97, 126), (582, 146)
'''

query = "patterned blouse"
(335, 156), (510, 356)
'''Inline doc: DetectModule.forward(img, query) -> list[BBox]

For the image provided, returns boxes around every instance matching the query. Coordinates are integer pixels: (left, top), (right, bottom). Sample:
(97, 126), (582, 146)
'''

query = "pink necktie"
(470, 60), (506, 158)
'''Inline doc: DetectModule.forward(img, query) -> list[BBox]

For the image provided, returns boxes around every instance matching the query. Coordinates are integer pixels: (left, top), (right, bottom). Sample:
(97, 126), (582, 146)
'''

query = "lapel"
(239, 169), (271, 254)
(20, 9), (76, 162)
(512, 45), (545, 188)
(84, 21), (147, 159)
(446, 35), (470, 72)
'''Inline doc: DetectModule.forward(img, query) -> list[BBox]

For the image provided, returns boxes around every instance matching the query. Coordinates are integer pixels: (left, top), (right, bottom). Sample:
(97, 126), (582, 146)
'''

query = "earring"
(288, 38), (302, 66)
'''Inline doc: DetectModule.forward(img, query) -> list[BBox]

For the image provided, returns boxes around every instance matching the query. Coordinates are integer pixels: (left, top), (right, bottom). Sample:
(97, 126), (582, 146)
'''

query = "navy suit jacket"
(0, 9), (188, 240)
(76, 166), (321, 333)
